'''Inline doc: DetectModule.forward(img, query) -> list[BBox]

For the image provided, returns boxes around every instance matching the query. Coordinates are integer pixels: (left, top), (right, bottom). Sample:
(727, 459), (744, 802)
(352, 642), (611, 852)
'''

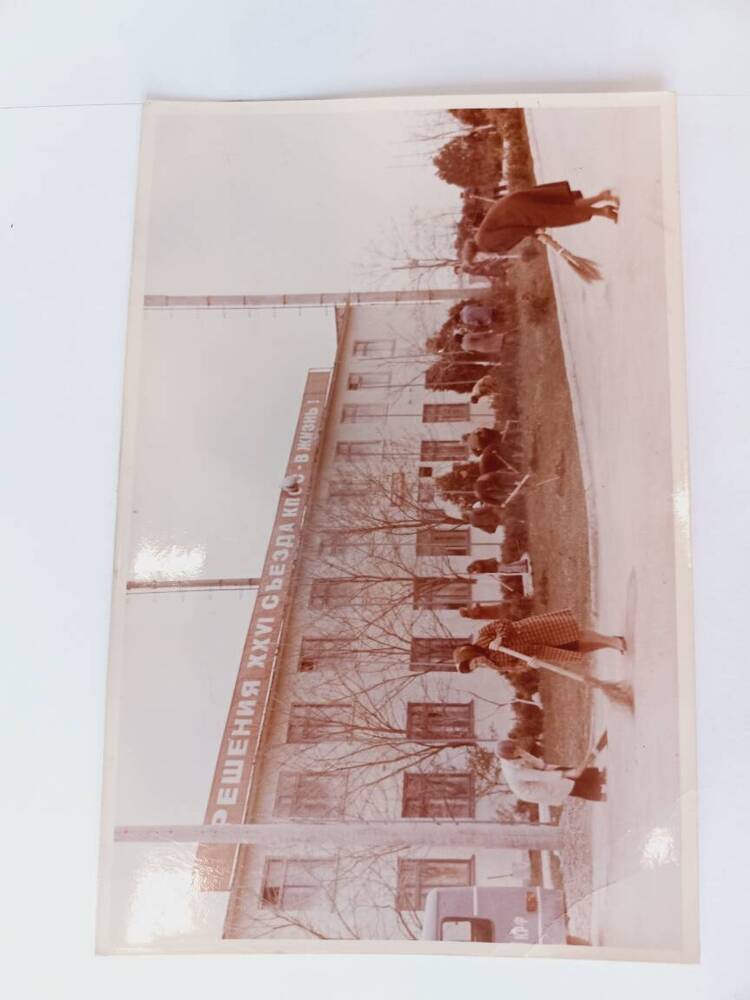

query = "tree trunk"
(115, 820), (560, 852)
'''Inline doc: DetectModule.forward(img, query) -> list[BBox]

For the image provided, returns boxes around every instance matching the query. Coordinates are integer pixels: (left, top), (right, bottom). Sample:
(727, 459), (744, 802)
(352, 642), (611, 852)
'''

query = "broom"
(535, 231), (603, 284)
(490, 642), (634, 709)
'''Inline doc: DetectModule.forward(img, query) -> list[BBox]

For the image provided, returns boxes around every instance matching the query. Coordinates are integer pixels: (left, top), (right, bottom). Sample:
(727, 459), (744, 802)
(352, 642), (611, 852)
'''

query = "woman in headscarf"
(472, 183), (619, 255)
(461, 183), (620, 283)
(452, 608), (626, 677)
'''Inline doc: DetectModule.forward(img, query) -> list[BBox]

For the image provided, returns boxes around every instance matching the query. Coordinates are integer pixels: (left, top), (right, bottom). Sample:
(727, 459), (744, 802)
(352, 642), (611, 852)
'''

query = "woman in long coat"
(453, 609), (626, 677)
(470, 182), (619, 255)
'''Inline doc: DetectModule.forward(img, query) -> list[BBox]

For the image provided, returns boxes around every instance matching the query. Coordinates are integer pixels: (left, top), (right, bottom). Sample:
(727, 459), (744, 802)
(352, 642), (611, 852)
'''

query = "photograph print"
(97, 93), (698, 960)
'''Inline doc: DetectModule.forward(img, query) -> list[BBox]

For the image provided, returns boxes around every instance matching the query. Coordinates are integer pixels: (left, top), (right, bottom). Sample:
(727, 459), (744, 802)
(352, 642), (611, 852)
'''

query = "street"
(527, 106), (694, 955)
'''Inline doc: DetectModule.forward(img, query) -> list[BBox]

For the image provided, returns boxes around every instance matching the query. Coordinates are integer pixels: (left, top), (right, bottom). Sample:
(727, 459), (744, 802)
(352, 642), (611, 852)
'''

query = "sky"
(145, 104), (461, 295)
(106, 102), (466, 947)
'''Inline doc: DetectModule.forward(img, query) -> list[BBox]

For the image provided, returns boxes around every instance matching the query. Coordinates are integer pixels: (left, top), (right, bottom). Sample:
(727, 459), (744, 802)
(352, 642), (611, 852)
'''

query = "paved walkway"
(527, 105), (693, 955)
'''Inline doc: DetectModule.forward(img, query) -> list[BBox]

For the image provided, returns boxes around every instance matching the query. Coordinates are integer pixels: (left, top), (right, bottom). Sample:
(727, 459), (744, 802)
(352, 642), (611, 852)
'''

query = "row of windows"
(308, 577), (472, 609)
(317, 526), (470, 557)
(334, 439), (468, 462)
(342, 403), (470, 424)
(273, 770), (475, 820)
(298, 636), (465, 673)
(259, 857), (474, 913)
(286, 701), (473, 743)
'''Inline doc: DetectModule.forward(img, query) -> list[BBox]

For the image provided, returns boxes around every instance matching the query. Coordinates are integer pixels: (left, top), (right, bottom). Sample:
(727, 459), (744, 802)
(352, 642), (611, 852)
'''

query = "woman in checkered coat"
(453, 609), (626, 676)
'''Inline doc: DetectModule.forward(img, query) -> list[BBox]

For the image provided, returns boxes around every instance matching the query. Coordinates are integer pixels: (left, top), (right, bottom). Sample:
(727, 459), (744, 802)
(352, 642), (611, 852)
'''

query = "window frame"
(273, 772), (348, 819)
(405, 702), (475, 742)
(335, 440), (383, 462)
(352, 339), (395, 358)
(348, 371), (392, 390)
(298, 636), (349, 671)
(413, 576), (473, 609)
(422, 403), (471, 424)
(409, 637), (467, 672)
(396, 857), (475, 912)
(286, 702), (352, 743)
(260, 856), (338, 910)
(420, 440), (469, 462)
(402, 772), (475, 819)
(341, 403), (388, 424)
(415, 526), (471, 557)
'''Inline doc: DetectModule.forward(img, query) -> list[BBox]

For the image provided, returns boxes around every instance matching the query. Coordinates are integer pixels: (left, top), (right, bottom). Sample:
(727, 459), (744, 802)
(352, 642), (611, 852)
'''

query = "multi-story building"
(206, 301), (539, 941)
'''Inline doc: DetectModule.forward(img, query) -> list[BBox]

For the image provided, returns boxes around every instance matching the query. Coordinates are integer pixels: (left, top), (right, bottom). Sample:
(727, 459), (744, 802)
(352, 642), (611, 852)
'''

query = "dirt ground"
(476, 109), (596, 936)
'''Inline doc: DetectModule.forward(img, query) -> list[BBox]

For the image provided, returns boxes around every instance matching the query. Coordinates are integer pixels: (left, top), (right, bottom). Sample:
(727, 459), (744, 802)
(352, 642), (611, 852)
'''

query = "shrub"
(448, 108), (491, 126)
(435, 462), (480, 510)
(425, 358), (492, 393)
(434, 131), (503, 188)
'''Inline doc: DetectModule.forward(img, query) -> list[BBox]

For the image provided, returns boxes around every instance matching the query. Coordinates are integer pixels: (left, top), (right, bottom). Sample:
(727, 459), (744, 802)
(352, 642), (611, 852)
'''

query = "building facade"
(220, 302), (534, 941)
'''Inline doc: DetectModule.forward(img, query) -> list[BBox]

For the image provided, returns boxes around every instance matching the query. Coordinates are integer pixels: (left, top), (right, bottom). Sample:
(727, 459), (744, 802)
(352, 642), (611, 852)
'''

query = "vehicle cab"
(421, 886), (568, 944)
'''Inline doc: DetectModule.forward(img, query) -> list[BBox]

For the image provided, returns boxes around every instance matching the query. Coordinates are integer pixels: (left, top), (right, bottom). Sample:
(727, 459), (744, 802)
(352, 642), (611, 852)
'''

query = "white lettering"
(221, 759), (243, 785)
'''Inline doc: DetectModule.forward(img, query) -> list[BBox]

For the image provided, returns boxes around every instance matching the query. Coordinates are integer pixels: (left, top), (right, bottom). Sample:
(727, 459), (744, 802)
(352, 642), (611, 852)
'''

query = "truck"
(421, 885), (578, 944)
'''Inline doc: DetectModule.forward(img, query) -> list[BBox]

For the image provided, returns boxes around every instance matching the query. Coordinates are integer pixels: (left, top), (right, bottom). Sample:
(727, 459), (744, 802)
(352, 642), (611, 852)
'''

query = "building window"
(406, 703), (474, 741)
(402, 773), (475, 818)
(390, 471), (406, 504)
(348, 372), (392, 390)
(298, 636), (348, 671)
(417, 479), (437, 505)
(309, 578), (370, 608)
(261, 858), (338, 909)
(420, 440), (468, 462)
(317, 531), (355, 558)
(396, 858), (474, 911)
(341, 404), (387, 424)
(422, 404), (471, 423)
(286, 703), (352, 743)
(274, 773), (347, 818)
(416, 527), (470, 557)
(335, 440), (382, 461)
(413, 577), (472, 609)
(328, 477), (369, 498)
(409, 637), (467, 672)
(353, 340), (395, 358)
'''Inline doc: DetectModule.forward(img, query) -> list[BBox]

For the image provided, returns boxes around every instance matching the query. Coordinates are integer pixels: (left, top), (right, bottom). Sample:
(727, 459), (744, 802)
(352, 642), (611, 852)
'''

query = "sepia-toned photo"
(97, 93), (698, 960)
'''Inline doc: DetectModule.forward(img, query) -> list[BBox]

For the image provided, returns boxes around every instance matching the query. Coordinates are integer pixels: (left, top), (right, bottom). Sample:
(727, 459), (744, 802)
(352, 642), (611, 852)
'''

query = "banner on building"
(195, 371), (330, 890)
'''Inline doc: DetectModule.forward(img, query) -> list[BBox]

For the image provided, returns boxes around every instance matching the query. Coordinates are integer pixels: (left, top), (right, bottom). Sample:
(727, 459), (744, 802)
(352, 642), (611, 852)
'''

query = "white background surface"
(2, 2), (749, 997)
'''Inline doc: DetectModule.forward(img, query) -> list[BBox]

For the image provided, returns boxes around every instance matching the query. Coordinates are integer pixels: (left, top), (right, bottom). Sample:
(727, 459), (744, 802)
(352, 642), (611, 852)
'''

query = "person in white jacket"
(497, 733), (607, 806)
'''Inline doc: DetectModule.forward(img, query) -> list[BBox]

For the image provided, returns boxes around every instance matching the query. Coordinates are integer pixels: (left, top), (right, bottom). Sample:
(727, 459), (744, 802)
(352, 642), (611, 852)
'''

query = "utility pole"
(114, 820), (561, 852)
(126, 578), (261, 594)
(144, 288), (490, 311)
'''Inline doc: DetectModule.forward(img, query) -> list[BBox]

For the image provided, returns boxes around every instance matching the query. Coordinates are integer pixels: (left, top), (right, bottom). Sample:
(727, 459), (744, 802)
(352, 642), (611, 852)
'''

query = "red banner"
(195, 371), (330, 890)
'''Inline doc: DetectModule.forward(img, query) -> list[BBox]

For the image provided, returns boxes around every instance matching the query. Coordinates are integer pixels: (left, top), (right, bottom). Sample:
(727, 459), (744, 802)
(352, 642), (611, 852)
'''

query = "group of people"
(451, 426), (523, 532)
(452, 608), (626, 805)
(454, 303), (506, 357)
